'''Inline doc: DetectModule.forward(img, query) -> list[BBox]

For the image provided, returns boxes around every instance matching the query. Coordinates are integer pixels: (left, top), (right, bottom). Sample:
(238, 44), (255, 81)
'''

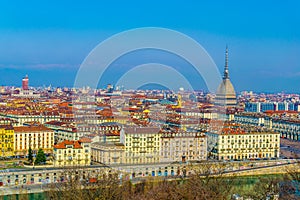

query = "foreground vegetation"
(45, 162), (299, 200)
(1, 161), (299, 200)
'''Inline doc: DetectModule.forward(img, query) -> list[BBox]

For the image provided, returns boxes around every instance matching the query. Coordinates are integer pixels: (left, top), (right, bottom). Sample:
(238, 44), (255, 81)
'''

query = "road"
(280, 138), (300, 158)
(1, 160), (298, 196)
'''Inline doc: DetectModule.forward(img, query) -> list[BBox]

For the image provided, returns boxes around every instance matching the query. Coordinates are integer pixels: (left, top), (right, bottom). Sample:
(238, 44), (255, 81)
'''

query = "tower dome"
(215, 46), (237, 107)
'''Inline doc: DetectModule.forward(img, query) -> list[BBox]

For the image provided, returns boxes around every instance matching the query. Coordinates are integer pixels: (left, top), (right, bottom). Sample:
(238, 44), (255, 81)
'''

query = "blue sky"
(0, 0), (299, 92)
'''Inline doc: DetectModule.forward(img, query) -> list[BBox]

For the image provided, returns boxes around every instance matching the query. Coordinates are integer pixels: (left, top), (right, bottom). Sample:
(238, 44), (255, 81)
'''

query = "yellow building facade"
(0, 125), (14, 157)
(120, 127), (161, 164)
(53, 138), (91, 167)
(207, 131), (280, 160)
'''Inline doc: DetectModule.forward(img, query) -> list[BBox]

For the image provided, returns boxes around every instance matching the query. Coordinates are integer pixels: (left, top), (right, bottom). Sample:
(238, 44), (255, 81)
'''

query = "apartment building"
(0, 125), (14, 157)
(14, 125), (54, 156)
(120, 126), (161, 164)
(53, 138), (91, 167)
(0, 112), (60, 126)
(91, 142), (125, 165)
(160, 130), (207, 163)
(206, 124), (280, 160)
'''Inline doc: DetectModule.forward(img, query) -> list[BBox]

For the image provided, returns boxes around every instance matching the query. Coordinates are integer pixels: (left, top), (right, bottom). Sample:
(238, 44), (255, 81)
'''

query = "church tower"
(215, 46), (237, 107)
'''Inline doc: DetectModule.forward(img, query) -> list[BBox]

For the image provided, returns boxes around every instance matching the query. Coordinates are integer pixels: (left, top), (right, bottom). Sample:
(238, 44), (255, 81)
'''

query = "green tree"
(28, 147), (33, 164)
(34, 149), (46, 165)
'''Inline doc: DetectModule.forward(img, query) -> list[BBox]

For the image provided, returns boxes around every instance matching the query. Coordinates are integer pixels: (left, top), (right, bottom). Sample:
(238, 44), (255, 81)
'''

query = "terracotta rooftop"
(14, 125), (52, 132)
(264, 110), (298, 114)
(45, 120), (68, 126)
(53, 140), (83, 149)
(78, 137), (92, 143)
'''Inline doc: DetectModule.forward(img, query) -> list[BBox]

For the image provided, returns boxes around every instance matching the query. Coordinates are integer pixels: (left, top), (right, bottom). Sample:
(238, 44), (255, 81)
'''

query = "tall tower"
(224, 46), (229, 79)
(22, 75), (29, 90)
(215, 46), (237, 107)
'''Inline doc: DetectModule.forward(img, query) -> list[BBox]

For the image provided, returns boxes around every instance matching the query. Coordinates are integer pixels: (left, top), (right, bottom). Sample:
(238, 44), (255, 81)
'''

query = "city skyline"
(1, 2), (300, 199)
(0, 1), (299, 92)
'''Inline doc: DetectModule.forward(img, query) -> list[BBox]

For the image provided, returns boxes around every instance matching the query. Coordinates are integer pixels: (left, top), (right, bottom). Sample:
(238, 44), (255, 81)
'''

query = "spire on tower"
(224, 45), (229, 79)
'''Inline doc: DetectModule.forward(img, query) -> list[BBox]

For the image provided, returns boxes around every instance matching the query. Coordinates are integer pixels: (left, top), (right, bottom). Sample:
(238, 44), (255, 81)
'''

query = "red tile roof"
(14, 125), (52, 132)
(53, 140), (83, 149)
(78, 137), (92, 143)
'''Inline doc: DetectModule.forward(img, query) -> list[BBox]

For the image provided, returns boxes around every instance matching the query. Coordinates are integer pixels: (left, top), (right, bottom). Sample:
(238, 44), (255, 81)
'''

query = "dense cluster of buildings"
(233, 111), (300, 141)
(1, 47), (297, 173)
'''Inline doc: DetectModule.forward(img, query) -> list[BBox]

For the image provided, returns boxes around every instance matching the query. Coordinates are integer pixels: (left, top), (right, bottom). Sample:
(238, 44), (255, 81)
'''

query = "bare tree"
(180, 162), (236, 200)
(46, 167), (124, 200)
(280, 157), (300, 200)
(42, 161), (298, 200)
(132, 178), (184, 200)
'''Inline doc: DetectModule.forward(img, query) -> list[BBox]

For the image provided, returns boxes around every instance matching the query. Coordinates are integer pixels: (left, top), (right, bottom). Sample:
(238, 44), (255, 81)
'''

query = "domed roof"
(215, 78), (237, 106)
(214, 46), (237, 107)
(216, 79), (236, 97)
